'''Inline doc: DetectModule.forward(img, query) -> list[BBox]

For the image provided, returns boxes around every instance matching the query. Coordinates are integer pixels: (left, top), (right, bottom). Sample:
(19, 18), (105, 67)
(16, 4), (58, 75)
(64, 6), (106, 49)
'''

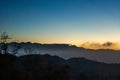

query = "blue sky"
(0, 0), (120, 47)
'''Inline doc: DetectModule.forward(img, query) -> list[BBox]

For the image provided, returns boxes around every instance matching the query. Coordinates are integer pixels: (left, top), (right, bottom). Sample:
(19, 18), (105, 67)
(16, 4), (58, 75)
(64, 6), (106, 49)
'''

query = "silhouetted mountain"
(67, 57), (120, 80)
(0, 53), (120, 80)
(0, 54), (18, 80)
(2, 42), (120, 63)
(0, 53), (72, 80)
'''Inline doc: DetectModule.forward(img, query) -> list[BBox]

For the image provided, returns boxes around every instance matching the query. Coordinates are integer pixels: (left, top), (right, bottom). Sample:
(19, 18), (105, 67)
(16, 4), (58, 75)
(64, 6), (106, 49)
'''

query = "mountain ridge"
(1, 42), (120, 63)
(1, 53), (120, 80)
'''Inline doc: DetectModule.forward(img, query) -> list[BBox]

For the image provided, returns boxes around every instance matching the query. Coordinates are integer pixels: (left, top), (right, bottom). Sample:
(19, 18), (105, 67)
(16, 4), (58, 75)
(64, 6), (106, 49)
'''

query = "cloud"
(80, 42), (118, 50)
(102, 42), (115, 47)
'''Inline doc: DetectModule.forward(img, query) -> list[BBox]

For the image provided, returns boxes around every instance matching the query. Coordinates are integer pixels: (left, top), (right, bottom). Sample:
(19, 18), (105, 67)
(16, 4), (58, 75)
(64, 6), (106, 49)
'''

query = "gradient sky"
(0, 0), (120, 49)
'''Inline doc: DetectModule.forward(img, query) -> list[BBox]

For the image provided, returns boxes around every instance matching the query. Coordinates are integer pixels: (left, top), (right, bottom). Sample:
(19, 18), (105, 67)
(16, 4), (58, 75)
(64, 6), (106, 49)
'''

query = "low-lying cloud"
(80, 42), (119, 50)
(102, 42), (115, 47)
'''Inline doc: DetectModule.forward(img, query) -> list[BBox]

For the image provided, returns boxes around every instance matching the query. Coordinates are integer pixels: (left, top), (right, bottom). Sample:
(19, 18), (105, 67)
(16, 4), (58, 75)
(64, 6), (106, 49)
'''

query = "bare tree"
(0, 32), (11, 54)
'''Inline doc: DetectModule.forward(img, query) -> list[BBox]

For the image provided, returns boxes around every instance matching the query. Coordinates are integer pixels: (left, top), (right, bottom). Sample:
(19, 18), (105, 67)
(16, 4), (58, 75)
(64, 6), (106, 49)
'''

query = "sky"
(0, 0), (120, 50)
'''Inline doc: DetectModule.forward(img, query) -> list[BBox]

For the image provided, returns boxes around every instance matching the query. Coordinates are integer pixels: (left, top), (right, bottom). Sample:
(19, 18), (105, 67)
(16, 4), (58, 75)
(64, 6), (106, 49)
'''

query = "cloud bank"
(80, 42), (120, 50)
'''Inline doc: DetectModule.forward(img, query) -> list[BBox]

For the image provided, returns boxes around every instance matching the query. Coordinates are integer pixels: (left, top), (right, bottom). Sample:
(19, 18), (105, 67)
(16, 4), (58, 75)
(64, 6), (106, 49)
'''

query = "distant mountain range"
(1, 42), (120, 63)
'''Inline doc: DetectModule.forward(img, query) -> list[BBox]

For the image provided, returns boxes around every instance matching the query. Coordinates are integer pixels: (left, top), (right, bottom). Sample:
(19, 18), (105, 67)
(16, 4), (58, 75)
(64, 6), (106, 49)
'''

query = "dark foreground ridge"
(0, 53), (120, 80)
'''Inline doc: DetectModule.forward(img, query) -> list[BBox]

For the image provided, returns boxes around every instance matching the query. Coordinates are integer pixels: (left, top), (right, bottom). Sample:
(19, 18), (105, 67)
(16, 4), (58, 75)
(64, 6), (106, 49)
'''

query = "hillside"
(0, 53), (120, 80)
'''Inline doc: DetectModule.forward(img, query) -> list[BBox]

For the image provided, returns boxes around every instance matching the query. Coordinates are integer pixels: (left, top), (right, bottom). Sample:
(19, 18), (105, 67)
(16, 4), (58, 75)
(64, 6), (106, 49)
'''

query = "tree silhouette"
(0, 32), (11, 54)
